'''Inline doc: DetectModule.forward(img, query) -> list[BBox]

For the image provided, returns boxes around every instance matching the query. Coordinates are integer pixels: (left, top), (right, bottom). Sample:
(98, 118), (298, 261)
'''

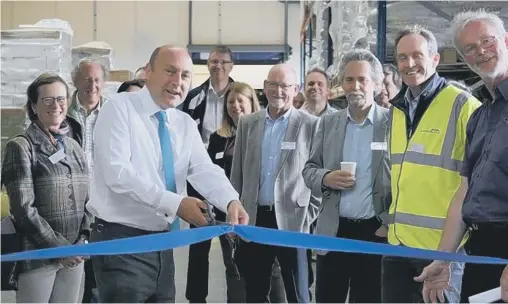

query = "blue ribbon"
(2, 225), (508, 265)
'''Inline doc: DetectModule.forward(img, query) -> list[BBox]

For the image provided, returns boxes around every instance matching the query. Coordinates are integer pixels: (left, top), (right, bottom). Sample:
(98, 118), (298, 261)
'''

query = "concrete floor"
(1, 239), (317, 303)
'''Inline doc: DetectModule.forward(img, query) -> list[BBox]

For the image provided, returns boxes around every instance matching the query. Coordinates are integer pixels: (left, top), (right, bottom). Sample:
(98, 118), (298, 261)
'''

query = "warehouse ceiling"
(366, 1), (508, 48)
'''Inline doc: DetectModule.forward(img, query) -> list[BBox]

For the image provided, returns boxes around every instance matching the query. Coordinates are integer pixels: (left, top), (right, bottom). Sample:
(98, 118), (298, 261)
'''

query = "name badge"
(215, 152), (224, 159)
(371, 142), (387, 151)
(409, 143), (425, 153)
(281, 142), (296, 150)
(49, 149), (66, 164)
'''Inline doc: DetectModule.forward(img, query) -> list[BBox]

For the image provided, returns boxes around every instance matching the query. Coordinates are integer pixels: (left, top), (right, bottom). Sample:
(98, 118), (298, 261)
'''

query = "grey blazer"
(302, 104), (391, 254)
(1, 123), (91, 271)
(230, 108), (319, 233)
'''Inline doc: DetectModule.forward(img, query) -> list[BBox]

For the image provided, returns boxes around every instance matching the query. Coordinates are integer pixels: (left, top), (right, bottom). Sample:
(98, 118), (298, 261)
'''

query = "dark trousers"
(381, 255), (435, 303)
(90, 218), (175, 303)
(81, 260), (96, 302)
(315, 217), (384, 303)
(186, 209), (246, 303)
(308, 220), (316, 289)
(461, 223), (508, 303)
(239, 207), (310, 303)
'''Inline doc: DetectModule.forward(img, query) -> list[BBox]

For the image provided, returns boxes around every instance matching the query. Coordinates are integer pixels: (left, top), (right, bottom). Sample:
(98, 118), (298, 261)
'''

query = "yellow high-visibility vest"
(388, 85), (481, 250)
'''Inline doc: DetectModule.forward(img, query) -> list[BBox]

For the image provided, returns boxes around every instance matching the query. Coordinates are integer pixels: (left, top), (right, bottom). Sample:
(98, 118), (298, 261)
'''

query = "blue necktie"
(155, 111), (180, 231)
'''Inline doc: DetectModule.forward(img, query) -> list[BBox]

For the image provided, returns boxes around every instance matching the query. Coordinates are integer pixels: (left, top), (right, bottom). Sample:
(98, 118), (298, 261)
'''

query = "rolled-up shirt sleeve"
(94, 98), (184, 222)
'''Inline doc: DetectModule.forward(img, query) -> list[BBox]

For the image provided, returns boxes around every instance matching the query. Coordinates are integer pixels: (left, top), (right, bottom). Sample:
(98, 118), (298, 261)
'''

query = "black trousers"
(460, 223), (508, 303)
(238, 207), (310, 303)
(382, 255), (439, 303)
(186, 208), (286, 303)
(90, 218), (175, 303)
(81, 260), (96, 303)
(186, 209), (246, 303)
(315, 217), (384, 303)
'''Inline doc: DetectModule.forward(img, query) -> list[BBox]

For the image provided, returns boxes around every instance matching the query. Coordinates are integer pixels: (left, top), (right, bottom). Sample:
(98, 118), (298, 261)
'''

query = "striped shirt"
(73, 95), (101, 175)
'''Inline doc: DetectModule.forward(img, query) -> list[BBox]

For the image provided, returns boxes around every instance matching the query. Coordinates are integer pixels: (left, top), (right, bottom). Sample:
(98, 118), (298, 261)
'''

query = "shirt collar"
(208, 80), (227, 98)
(76, 93), (101, 113)
(265, 106), (292, 122)
(404, 74), (437, 105)
(494, 77), (508, 101)
(139, 86), (172, 118)
(301, 102), (330, 116)
(346, 103), (375, 125)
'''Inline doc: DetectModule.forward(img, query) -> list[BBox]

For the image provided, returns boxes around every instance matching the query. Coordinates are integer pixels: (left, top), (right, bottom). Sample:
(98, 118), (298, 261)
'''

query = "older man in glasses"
(415, 10), (508, 303)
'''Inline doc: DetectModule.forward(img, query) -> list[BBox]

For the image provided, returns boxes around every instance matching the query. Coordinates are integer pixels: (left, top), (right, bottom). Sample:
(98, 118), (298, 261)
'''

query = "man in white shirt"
(87, 45), (248, 303)
(178, 45), (234, 147)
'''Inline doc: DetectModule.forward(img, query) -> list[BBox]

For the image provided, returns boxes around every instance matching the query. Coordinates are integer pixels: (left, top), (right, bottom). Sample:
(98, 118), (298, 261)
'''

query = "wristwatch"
(75, 236), (88, 245)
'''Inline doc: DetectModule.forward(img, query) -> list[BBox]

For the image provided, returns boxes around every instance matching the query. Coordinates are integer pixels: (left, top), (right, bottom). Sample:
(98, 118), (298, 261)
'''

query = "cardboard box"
(109, 70), (133, 82)
(442, 48), (457, 64)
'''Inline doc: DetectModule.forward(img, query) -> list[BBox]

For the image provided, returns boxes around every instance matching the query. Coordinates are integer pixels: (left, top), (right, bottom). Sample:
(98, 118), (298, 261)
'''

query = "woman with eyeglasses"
(1, 73), (91, 303)
(186, 82), (286, 303)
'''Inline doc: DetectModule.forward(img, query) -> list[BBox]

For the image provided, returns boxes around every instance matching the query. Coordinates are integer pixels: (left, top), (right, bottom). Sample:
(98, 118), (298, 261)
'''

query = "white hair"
(451, 9), (506, 56)
(337, 49), (384, 95)
(71, 57), (109, 86)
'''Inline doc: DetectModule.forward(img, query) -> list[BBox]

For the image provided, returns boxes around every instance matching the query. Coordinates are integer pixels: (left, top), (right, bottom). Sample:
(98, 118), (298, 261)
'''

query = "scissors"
(200, 200), (228, 226)
(200, 200), (242, 279)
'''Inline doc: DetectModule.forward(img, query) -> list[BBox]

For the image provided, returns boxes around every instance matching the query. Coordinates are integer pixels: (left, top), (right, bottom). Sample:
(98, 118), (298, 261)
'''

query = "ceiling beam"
(417, 1), (452, 21)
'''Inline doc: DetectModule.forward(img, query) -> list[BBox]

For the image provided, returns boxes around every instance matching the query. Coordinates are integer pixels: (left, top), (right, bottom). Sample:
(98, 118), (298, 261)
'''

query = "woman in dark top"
(207, 82), (260, 179)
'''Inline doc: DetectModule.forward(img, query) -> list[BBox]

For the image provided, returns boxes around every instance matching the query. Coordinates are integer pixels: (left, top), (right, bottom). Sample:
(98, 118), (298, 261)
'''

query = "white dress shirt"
(87, 87), (239, 231)
(201, 83), (225, 147)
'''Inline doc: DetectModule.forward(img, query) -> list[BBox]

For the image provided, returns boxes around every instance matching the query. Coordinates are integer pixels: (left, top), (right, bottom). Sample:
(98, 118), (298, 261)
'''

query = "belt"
(468, 221), (508, 231)
(257, 205), (275, 212)
(339, 216), (378, 224)
(91, 218), (168, 234)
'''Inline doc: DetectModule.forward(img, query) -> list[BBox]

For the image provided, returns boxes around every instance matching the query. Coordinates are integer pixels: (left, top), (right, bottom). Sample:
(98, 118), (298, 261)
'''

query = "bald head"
(264, 63), (299, 112)
(145, 45), (193, 109)
(149, 45), (191, 70)
(267, 64), (297, 84)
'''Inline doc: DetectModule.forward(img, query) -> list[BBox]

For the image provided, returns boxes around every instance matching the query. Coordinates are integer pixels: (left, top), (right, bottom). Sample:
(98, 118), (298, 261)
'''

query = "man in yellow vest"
(382, 25), (481, 303)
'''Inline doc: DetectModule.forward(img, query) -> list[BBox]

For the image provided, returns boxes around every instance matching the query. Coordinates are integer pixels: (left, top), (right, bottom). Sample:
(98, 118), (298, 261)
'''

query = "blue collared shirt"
(404, 77), (440, 122)
(461, 78), (508, 223)
(339, 104), (376, 219)
(259, 108), (292, 206)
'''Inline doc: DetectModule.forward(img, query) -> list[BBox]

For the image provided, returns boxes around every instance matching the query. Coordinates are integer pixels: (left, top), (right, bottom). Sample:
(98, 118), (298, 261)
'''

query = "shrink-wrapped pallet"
(0, 19), (73, 156)
(72, 41), (114, 71)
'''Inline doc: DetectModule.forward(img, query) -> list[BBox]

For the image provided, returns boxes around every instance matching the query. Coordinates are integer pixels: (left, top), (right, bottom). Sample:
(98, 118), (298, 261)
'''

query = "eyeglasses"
(40, 96), (67, 106)
(208, 59), (232, 66)
(462, 35), (502, 56)
(265, 81), (295, 90)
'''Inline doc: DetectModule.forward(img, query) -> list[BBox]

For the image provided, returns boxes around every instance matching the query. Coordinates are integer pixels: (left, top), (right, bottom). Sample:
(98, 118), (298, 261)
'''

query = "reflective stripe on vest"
(384, 212), (446, 229)
(388, 85), (474, 249)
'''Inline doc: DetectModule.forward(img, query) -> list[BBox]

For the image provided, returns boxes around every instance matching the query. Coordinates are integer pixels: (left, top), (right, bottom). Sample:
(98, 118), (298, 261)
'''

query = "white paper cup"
(340, 161), (357, 177)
